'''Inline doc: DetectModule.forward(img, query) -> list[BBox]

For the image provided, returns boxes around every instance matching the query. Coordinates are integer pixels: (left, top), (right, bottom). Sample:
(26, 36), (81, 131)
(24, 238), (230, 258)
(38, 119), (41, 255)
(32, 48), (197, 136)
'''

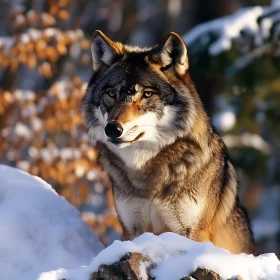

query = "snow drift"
(0, 165), (104, 280)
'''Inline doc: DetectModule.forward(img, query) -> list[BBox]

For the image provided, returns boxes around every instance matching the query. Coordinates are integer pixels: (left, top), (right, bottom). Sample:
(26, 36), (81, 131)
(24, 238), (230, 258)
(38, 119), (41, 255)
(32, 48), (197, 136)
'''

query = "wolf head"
(82, 31), (203, 167)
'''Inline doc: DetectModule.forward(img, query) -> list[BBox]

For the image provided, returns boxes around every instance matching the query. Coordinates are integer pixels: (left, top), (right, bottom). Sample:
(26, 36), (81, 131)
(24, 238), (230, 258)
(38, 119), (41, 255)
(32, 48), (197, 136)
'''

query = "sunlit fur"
(82, 30), (255, 254)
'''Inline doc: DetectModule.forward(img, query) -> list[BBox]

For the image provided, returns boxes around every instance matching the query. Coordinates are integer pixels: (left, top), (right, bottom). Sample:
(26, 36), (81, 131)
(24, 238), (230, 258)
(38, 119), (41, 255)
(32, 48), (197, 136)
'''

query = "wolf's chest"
(114, 197), (167, 237)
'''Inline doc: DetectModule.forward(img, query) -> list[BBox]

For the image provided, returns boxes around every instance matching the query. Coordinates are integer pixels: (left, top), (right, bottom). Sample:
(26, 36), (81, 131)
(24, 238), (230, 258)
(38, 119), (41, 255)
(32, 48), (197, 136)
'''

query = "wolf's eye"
(143, 91), (154, 98)
(106, 90), (116, 98)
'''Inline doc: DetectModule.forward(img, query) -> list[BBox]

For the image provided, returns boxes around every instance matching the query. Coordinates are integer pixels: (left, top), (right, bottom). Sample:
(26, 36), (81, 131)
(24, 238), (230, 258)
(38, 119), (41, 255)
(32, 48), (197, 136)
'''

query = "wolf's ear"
(91, 30), (124, 72)
(150, 32), (189, 75)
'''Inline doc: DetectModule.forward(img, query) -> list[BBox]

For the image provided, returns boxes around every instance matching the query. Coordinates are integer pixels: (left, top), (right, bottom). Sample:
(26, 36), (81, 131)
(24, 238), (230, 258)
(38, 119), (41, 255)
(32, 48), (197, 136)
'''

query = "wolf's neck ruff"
(82, 30), (255, 254)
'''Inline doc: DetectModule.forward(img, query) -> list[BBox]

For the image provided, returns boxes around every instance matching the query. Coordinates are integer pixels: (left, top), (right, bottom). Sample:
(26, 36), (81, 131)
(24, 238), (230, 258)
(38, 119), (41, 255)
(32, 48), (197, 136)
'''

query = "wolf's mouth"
(109, 132), (145, 145)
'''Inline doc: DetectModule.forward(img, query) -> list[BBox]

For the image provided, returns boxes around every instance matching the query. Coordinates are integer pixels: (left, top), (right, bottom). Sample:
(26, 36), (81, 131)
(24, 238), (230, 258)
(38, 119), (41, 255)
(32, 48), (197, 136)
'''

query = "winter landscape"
(1, 0), (280, 279)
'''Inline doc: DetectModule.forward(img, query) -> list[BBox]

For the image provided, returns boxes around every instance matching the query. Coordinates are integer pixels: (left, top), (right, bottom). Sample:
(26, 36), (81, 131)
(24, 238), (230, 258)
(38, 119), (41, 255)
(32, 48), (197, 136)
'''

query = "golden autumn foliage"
(0, 0), (121, 245)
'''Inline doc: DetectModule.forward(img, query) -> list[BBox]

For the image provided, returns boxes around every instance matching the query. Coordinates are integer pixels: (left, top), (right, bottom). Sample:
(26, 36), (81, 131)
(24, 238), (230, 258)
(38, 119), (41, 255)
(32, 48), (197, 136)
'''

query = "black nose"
(105, 122), (123, 139)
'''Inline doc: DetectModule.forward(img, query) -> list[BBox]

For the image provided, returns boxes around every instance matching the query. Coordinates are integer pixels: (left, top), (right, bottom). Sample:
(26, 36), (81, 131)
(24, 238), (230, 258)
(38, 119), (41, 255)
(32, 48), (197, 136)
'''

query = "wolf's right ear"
(150, 32), (189, 75)
(91, 30), (124, 72)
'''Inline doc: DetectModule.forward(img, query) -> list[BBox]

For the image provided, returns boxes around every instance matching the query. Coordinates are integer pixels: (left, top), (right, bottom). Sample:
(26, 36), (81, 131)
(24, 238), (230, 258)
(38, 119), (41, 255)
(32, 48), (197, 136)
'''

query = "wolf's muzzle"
(105, 122), (123, 139)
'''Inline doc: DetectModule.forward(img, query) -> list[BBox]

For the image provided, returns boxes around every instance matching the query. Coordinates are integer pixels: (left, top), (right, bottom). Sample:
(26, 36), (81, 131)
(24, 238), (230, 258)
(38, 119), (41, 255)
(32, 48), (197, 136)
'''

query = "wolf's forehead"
(112, 83), (144, 93)
(135, 84), (144, 91)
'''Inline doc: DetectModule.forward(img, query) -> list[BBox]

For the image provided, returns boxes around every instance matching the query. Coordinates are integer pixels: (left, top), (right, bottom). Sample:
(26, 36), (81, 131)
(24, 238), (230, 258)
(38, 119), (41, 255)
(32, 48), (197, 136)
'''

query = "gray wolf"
(82, 30), (255, 254)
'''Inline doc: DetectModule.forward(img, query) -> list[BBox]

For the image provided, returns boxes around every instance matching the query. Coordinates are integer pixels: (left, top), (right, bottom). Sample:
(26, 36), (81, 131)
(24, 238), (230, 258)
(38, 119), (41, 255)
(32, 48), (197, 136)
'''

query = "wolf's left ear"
(91, 30), (124, 72)
(150, 32), (189, 75)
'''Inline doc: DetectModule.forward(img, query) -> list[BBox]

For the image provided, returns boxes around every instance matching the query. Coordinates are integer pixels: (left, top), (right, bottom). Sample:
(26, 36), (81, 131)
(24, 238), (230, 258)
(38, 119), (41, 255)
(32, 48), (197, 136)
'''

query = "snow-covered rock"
(40, 232), (280, 280)
(0, 165), (104, 280)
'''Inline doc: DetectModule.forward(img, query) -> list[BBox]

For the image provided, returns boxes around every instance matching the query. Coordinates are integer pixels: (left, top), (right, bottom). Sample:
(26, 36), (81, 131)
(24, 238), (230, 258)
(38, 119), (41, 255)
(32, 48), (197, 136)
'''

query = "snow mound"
(40, 232), (280, 280)
(0, 165), (104, 280)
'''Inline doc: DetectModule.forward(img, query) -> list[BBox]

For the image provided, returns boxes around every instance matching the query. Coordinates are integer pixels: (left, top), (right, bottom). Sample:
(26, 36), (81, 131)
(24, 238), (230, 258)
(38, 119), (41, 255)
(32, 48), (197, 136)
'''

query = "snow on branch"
(183, 2), (280, 56)
(223, 133), (272, 155)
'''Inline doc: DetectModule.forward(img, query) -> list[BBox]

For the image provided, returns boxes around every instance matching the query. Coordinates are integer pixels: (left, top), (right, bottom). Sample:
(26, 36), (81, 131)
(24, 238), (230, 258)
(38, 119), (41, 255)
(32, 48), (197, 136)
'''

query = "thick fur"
(82, 30), (255, 254)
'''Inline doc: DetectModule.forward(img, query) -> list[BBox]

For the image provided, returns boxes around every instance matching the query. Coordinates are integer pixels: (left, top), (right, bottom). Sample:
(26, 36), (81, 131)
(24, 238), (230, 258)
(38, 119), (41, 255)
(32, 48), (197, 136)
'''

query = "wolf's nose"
(105, 122), (123, 139)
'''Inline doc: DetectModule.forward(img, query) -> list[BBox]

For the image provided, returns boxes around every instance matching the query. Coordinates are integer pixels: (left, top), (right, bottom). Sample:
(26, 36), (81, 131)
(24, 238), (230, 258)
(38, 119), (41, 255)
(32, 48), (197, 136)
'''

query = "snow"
(139, 261), (148, 280)
(60, 148), (81, 161)
(16, 160), (30, 171)
(0, 165), (104, 280)
(0, 169), (278, 280)
(49, 80), (71, 100)
(223, 132), (271, 154)
(40, 232), (280, 280)
(14, 89), (36, 101)
(183, 2), (280, 56)
(38, 147), (82, 163)
(212, 110), (236, 132)
(15, 122), (31, 138)
(86, 169), (99, 181)
(31, 117), (43, 131)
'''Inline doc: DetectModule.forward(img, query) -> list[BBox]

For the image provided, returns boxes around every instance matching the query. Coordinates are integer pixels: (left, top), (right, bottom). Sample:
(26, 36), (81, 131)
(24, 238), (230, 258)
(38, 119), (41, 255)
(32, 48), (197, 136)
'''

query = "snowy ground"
(1, 165), (280, 280)
(40, 232), (280, 280)
(0, 165), (104, 280)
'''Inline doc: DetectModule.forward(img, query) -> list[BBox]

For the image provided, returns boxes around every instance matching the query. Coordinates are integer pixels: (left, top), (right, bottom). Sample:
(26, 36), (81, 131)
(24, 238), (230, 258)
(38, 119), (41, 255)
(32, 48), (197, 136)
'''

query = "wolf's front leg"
(120, 225), (130, 241)
(183, 227), (210, 242)
(120, 222), (147, 240)
(163, 221), (210, 243)
(115, 196), (148, 240)
(157, 197), (212, 243)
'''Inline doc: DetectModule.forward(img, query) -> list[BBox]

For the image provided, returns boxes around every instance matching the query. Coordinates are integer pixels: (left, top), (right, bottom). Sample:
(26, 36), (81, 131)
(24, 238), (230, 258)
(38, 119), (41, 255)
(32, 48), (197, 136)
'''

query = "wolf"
(82, 30), (255, 254)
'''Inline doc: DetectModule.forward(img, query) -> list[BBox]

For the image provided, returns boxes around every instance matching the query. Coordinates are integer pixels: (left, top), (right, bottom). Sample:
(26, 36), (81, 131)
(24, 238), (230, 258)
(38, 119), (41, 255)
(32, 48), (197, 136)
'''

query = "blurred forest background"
(0, 0), (279, 256)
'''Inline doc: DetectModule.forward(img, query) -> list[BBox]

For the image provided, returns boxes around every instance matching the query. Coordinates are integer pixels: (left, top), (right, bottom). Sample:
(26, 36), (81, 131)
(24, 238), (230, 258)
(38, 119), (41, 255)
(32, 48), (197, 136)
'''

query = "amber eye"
(143, 91), (154, 98)
(107, 90), (116, 98)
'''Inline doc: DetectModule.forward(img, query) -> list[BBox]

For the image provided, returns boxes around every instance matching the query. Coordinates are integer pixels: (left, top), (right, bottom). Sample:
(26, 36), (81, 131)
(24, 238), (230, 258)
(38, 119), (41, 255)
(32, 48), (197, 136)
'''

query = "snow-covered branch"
(223, 133), (272, 155)
(183, 2), (280, 56)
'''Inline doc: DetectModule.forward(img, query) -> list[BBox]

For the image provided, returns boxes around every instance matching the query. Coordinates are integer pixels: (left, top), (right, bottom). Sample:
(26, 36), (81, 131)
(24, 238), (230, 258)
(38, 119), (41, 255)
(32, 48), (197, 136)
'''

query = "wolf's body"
(82, 30), (255, 254)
